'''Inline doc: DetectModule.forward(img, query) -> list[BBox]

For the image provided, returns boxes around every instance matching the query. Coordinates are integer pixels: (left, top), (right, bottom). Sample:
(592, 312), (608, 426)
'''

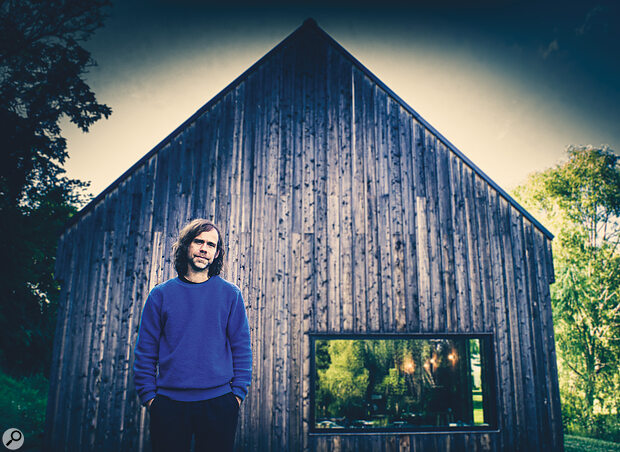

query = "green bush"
(589, 414), (620, 444)
(562, 391), (620, 443)
(0, 368), (48, 449)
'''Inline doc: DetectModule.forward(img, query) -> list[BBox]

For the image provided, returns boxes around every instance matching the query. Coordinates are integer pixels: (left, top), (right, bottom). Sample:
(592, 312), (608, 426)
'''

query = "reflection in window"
(312, 336), (496, 431)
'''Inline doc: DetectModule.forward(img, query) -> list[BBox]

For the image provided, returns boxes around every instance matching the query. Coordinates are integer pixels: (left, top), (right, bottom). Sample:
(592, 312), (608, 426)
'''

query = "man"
(133, 219), (252, 452)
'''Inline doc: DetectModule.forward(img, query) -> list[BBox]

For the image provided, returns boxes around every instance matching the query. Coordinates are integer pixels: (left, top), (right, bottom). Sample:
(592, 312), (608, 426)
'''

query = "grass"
(0, 368), (48, 450)
(472, 392), (484, 424)
(564, 435), (620, 452)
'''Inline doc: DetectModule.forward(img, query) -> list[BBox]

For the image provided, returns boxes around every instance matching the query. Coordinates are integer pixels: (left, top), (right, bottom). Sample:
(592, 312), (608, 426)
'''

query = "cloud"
(576, 5), (606, 36)
(540, 39), (559, 59)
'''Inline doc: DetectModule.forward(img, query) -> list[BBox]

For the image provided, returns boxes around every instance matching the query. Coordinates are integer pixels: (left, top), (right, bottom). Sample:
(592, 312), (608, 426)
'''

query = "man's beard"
(188, 257), (210, 273)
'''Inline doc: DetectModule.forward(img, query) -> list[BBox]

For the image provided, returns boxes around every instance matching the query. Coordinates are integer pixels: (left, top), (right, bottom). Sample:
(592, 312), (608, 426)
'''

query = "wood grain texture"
(46, 23), (561, 452)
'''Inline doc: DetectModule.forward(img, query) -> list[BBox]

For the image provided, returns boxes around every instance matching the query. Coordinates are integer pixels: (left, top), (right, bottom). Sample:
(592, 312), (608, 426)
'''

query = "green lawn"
(0, 368), (48, 450)
(564, 435), (620, 452)
(472, 392), (484, 424)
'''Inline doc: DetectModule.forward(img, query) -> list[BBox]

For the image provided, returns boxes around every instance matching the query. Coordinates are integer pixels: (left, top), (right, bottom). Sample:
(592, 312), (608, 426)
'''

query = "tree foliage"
(512, 145), (620, 441)
(0, 0), (110, 376)
(317, 340), (369, 419)
(315, 338), (488, 428)
(1, 0), (111, 204)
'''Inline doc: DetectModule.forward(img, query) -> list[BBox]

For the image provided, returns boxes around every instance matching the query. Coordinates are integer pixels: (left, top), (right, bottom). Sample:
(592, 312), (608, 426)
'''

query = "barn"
(44, 19), (563, 452)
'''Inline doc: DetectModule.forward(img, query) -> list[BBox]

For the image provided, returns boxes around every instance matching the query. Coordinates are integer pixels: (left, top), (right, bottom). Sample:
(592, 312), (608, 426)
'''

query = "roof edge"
(306, 22), (554, 240)
(63, 18), (553, 241)
(62, 19), (315, 232)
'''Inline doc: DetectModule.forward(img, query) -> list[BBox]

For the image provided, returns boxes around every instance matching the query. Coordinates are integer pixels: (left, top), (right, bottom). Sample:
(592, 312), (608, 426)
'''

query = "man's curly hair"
(172, 219), (225, 277)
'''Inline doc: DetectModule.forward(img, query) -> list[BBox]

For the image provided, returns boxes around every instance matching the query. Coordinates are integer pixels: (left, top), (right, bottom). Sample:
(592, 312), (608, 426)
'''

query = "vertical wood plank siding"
(45, 23), (562, 452)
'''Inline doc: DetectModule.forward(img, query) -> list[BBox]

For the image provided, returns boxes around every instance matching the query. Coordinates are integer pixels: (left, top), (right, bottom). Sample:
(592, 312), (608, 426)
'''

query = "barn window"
(310, 334), (497, 432)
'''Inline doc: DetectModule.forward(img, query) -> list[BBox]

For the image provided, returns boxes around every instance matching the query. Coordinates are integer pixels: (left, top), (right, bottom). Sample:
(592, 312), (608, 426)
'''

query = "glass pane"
(313, 337), (492, 430)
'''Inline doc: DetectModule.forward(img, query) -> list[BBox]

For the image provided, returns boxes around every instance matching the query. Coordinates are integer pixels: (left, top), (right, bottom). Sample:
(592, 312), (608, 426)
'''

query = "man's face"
(187, 229), (219, 273)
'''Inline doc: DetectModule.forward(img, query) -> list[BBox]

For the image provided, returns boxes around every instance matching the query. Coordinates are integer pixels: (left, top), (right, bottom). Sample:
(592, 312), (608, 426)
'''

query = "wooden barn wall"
(45, 28), (562, 452)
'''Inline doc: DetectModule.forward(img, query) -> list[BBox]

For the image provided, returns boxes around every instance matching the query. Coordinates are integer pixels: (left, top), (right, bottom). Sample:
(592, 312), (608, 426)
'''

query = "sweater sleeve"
(227, 290), (252, 401)
(133, 289), (162, 405)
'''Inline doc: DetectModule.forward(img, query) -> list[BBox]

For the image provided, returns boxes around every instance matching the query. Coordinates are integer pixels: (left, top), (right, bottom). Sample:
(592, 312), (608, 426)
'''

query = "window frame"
(309, 332), (499, 435)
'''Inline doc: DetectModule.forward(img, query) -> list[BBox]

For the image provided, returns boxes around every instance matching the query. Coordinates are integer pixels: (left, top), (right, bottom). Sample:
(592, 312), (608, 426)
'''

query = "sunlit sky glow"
(61, 0), (620, 199)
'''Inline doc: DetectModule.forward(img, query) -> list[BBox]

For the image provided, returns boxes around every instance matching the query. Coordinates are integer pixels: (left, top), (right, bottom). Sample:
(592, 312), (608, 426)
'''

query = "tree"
(315, 340), (331, 371)
(0, 0), (111, 375)
(512, 145), (620, 441)
(377, 367), (406, 414)
(317, 340), (369, 420)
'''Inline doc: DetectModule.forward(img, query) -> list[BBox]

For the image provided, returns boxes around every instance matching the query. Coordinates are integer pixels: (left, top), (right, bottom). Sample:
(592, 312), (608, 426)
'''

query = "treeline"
(0, 0), (111, 376)
(512, 146), (620, 442)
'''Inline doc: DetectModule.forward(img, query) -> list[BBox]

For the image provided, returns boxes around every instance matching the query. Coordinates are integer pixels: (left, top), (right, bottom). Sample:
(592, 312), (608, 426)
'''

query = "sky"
(61, 0), (620, 199)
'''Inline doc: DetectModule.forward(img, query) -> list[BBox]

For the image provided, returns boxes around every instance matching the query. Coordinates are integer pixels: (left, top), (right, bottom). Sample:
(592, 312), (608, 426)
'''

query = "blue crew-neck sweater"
(133, 276), (252, 404)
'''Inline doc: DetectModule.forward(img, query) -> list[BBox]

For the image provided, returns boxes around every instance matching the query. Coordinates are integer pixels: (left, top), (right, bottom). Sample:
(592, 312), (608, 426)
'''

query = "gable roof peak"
(302, 17), (319, 29)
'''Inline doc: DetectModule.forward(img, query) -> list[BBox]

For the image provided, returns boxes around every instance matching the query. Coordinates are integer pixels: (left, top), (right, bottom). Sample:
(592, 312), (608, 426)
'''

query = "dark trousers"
(149, 392), (240, 452)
